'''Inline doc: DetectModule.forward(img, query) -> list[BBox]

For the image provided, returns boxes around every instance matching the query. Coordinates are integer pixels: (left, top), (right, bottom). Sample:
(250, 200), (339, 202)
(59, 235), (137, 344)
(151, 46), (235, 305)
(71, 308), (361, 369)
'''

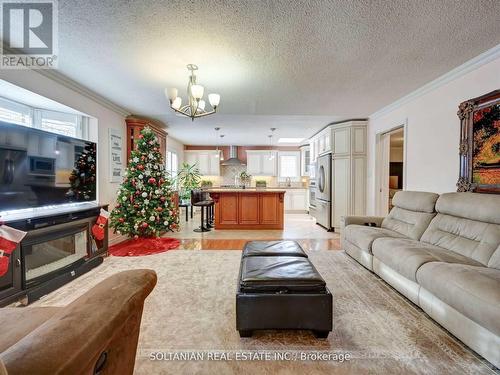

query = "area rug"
(108, 237), (180, 256)
(34, 250), (498, 375)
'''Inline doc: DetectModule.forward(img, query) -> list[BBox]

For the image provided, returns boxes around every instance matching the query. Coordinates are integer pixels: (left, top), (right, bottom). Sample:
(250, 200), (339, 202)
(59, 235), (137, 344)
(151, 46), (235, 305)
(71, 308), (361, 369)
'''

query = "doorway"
(375, 126), (406, 216)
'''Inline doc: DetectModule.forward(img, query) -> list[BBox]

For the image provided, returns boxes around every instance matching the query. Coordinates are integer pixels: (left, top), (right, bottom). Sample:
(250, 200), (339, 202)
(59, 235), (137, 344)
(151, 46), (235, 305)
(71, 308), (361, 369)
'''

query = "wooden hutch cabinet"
(125, 116), (167, 163)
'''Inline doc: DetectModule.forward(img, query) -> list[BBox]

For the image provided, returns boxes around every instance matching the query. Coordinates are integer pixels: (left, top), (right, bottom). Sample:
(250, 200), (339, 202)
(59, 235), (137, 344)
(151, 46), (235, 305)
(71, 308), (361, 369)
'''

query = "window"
(40, 110), (80, 137)
(0, 96), (88, 139)
(166, 151), (178, 178)
(0, 97), (32, 126)
(278, 151), (300, 181)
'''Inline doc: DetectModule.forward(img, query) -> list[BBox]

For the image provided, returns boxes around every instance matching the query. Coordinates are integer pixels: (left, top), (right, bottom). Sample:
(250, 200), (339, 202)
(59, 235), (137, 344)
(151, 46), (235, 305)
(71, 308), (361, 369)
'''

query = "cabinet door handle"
(16, 258), (21, 267)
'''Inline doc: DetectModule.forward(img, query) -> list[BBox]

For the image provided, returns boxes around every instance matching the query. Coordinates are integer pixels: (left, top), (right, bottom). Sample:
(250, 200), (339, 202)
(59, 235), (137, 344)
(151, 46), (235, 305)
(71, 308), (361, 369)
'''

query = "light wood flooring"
(168, 213), (341, 250)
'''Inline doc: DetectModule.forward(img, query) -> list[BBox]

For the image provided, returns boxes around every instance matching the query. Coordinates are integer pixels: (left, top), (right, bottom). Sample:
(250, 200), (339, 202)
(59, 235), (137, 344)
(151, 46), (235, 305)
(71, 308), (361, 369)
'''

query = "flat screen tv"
(0, 121), (97, 212)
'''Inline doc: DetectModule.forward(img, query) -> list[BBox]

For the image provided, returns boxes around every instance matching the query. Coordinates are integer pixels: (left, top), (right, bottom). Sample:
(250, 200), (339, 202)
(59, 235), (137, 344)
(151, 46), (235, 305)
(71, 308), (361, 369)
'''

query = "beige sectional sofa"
(342, 191), (500, 368)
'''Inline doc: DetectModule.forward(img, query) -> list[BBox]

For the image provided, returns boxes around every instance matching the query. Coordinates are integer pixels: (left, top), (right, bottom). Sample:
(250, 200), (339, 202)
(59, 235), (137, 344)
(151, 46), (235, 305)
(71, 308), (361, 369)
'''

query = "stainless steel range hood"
(220, 146), (246, 166)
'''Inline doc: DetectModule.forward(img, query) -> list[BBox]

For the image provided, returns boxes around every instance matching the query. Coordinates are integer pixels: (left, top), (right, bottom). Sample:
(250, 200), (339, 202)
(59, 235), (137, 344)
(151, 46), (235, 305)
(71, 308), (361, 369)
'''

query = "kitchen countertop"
(204, 188), (287, 193)
(203, 186), (308, 191)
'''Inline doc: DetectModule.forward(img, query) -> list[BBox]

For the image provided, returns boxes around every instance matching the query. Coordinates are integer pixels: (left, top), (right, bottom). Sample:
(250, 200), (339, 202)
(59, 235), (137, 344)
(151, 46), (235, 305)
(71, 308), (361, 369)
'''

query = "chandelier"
(165, 64), (220, 121)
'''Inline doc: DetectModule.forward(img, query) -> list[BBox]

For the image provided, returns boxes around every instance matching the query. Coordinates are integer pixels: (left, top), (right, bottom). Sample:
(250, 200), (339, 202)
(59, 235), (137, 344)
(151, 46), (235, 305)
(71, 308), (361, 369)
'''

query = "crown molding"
(35, 69), (131, 117)
(370, 44), (500, 119)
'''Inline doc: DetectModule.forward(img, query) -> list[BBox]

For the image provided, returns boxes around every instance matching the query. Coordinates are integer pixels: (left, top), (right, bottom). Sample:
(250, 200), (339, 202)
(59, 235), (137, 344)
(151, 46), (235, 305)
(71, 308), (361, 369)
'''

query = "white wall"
(367, 55), (500, 214)
(0, 70), (128, 242)
(167, 136), (184, 167)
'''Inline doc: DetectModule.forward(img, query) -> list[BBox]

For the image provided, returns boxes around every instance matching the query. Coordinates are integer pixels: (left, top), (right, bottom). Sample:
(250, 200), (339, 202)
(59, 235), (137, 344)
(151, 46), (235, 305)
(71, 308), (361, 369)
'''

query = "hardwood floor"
(168, 213), (341, 250)
(175, 238), (341, 250)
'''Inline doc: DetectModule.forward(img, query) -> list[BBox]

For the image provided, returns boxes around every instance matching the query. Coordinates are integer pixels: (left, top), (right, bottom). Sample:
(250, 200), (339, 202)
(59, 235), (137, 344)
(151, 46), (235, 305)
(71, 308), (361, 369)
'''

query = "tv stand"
(0, 204), (108, 306)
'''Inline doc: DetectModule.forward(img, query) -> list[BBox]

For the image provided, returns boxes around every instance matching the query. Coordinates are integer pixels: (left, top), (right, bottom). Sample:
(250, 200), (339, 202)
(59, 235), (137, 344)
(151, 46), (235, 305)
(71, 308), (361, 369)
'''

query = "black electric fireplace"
(22, 223), (89, 288)
(0, 205), (107, 306)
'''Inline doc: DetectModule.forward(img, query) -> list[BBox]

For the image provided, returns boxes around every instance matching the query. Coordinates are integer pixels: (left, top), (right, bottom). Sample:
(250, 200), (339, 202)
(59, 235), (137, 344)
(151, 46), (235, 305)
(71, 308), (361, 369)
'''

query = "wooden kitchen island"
(206, 189), (285, 230)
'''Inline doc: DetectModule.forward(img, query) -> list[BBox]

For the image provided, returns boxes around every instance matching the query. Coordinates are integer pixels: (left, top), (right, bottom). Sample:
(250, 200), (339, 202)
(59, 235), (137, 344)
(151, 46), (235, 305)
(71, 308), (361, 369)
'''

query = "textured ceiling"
(56, 0), (500, 145)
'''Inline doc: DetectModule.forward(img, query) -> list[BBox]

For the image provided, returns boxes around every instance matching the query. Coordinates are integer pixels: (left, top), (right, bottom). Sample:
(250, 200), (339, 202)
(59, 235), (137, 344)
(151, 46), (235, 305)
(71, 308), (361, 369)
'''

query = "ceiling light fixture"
(214, 127), (221, 159)
(219, 134), (225, 161)
(165, 64), (220, 121)
(268, 128), (277, 160)
(278, 137), (304, 143)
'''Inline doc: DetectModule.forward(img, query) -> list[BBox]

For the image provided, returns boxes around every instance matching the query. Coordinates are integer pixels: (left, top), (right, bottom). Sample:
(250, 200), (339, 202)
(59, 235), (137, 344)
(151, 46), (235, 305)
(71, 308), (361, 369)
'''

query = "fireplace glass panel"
(25, 229), (88, 282)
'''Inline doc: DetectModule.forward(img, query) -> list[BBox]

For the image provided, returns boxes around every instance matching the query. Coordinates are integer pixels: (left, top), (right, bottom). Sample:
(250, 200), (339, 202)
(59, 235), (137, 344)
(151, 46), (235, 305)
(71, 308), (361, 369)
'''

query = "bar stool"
(191, 189), (213, 233)
(203, 191), (215, 228)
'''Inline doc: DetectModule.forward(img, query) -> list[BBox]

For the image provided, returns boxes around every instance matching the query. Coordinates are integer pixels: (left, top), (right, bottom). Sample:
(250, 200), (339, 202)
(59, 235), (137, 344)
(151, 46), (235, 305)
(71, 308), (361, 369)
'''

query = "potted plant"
(255, 179), (267, 188)
(200, 180), (213, 188)
(176, 162), (201, 203)
(239, 171), (252, 188)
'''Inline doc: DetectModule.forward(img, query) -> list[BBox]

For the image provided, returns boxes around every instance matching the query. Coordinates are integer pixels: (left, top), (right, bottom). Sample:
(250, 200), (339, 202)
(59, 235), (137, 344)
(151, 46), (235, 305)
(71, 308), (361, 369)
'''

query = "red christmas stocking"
(92, 209), (110, 241)
(0, 225), (27, 277)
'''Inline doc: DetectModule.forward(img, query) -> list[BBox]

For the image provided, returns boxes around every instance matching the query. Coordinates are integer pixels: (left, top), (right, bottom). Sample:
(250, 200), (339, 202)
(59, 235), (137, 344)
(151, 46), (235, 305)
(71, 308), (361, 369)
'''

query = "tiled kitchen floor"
(167, 212), (341, 250)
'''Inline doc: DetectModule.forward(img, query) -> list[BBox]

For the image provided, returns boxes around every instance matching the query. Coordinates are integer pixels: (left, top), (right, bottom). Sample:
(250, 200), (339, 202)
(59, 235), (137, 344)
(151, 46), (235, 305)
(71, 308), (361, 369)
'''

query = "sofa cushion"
(391, 191), (439, 213)
(381, 191), (438, 240)
(372, 238), (482, 282)
(488, 244), (500, 270)
(343, 224), (405, 254)
(416, 262), (500, 336)
(420, 193), (500, 266)
(0, 307), (60, 353)
(435, 192), (500, 224)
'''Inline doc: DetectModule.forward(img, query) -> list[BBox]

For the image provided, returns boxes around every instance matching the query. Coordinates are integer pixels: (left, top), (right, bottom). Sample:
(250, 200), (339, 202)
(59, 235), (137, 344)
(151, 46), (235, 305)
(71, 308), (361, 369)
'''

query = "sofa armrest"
(342, 215), (385, 228)
(1, 269), (157, 375)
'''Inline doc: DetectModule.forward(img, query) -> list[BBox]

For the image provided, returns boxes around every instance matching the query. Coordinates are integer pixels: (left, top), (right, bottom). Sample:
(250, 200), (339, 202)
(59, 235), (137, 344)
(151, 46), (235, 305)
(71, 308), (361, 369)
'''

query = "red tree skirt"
(109, 237), (180, 257)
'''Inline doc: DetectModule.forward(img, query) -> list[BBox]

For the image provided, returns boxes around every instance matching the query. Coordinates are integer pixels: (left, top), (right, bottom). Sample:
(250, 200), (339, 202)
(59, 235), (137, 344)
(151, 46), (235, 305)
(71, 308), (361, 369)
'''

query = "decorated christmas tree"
(110, 127), (179, 238)
(67, 143), (97, 201)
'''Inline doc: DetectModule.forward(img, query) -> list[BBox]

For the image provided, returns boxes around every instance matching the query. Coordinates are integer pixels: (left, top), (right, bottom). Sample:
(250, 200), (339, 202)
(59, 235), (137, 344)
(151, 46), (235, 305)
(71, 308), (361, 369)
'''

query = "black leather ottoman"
(243, 240), (308, 257)
(236, 255), (332, 338)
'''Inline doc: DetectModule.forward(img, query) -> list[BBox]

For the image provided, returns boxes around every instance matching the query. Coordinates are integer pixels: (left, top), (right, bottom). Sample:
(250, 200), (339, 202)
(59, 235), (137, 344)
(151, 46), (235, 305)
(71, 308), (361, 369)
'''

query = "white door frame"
(375, 120), (408, 216)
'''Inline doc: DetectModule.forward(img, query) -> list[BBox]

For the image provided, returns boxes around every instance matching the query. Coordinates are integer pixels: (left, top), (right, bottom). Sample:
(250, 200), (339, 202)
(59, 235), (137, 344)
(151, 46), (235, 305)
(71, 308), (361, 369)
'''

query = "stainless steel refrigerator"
(314, 153), (331, 230)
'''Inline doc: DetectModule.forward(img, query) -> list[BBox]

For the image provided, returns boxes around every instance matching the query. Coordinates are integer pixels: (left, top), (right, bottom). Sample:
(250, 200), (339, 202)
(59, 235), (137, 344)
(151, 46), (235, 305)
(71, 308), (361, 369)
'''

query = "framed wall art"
(457, 90), (500, 194)
(109, 128), (124, 183)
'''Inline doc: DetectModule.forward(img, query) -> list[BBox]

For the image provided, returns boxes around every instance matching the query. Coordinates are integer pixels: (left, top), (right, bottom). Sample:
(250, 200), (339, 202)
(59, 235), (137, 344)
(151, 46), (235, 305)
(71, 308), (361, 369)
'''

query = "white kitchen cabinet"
(310, 141), (315, 163)
(246, 151), (277, 176)
(306, 121), (367, 232)
(184, 152), (197, 167)
(331, 121), (367, 231)
(261, 155), (277, 175)
(284, 189), (308, 212)
(26, 133), (57, 158)
(184, 150), (220, 176)
(246, 152), (262, 175)
(324, 131), (331, 153)
(300, 145), (310, 176)
(197, 152), (211, 175)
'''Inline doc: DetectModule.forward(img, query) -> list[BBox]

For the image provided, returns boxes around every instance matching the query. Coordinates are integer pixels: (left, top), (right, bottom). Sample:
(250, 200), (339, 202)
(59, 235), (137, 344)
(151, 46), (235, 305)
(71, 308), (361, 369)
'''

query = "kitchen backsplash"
(199, 165), (279, 187)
